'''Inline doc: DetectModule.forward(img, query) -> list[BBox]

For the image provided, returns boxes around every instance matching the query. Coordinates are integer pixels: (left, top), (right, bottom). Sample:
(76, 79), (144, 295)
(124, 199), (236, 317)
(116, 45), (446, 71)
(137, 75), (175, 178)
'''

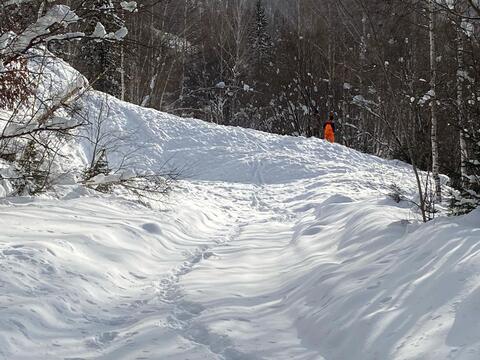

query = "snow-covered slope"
(80, 91), (418, 189)
(0, 77), (479, 359)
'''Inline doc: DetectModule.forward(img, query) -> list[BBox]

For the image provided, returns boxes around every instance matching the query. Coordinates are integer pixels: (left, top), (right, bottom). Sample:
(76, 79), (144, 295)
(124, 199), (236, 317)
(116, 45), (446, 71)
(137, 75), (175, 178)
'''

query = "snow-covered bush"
(85, 169), (179, 202)
(12, 140), (50, 195)
(83, 148), (112, 193)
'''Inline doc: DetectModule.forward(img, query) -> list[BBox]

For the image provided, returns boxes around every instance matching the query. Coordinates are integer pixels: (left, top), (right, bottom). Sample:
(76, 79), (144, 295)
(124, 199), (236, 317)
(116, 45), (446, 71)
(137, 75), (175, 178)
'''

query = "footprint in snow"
(85, 331), (119, 348)
(367, 281), (381, 290)
(302, 226), (324, 236)
(141, 222), (162, 235)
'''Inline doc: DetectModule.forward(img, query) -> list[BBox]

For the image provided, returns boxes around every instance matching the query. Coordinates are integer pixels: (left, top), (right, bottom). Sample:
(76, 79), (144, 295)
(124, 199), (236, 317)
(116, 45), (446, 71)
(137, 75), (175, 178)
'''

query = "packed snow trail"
(0, 84), (479, 359)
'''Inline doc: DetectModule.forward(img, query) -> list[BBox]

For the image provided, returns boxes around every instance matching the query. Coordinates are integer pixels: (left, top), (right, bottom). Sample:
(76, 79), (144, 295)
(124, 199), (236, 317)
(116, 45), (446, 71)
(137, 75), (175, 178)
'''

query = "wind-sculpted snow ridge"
(0, 61), (479, 359)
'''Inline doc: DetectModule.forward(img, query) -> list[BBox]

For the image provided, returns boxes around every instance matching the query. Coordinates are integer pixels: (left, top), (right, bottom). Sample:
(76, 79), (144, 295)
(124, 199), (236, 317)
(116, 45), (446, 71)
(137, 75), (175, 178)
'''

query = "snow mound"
(0, 59), (478, 360)
(79, 91), (416, 192)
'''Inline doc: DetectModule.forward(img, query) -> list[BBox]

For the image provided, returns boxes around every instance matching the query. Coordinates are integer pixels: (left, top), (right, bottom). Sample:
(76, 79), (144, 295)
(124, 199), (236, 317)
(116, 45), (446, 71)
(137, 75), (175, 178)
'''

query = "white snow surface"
(1, 64), (480, 359)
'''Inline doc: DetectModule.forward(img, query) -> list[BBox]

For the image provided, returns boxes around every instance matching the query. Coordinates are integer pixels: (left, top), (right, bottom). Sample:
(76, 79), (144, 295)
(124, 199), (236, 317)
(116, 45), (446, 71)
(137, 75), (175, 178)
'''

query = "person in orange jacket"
(323, 111), (335, 143)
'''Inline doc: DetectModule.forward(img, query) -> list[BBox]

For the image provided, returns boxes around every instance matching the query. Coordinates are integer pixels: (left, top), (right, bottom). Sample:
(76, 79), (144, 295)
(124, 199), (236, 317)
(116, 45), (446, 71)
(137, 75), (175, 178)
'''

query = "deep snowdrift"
(0, 60), (479, 360)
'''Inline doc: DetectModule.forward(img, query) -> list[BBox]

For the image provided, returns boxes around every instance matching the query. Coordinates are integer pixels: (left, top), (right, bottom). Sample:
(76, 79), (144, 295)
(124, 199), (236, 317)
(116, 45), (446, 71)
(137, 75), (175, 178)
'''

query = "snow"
(93, 24), (128, 41)
(45, 31), (86, 43)
(92, 22), (107, 39)
(7, 5), (79, 54)
(352, 94), (378, 113)
(120, 1), (138, 12)
(0, 53), (88, 198)
(85, 169), (137, 186)
(457, 70), (474, 83)
(215, 81), (226, 89)
(0, 59), (479, 359)
(419, 89), (435, 106)
(0, 32), (15, 56)
(104, 27), (129, 41)
(461, 20), (474, 38)
(114, 27), (128, 41)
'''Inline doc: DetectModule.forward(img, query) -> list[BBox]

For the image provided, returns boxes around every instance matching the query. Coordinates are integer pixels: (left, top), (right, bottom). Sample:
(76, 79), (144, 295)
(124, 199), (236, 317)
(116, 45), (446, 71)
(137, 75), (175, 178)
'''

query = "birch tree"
(456, 12), (469, 187)
(429, 0), (442, 201)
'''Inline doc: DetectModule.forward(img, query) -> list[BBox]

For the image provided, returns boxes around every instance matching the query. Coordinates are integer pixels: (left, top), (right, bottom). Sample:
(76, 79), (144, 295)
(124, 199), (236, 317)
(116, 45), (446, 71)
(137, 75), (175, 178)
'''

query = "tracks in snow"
(152, 184), (294, 359)
(155, 221), (243, 304)
(153, 218), (261, 359)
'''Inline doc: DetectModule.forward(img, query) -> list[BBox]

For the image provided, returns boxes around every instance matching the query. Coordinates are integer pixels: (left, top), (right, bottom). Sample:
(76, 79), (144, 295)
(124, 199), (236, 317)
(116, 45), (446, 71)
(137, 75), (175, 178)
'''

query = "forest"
(1, 0), (479, 214)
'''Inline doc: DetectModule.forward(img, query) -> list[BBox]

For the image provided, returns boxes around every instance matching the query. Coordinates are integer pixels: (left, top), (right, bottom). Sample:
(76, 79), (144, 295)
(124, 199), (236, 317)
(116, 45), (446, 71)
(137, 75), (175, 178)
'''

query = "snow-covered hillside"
(0, 64), (479, 359)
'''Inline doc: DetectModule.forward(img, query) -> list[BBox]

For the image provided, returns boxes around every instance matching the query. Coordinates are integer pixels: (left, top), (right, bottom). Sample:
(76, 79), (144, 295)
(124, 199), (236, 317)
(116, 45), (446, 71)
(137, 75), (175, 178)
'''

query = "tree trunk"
(359, 12), (368, 151)
(429, 0), (442, 201)
(120, 43), (125, 101)
(456, 19), (469, 186)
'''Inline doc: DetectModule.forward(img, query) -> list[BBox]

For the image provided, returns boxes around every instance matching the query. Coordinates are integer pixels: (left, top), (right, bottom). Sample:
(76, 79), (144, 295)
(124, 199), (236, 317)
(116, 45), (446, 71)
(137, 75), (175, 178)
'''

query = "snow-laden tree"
(0, 0), (135, 101)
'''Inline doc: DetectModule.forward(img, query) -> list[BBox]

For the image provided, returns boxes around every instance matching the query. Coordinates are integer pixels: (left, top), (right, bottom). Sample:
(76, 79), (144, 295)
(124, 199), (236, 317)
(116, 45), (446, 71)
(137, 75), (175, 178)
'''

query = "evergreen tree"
(15, 140), (48, 195)
(77, 0), (125, 98)
(465, 130), (480, 201)
(452, 128), (480, 214)
(250, 0), (272, 76)
(84, 148), (113, 193)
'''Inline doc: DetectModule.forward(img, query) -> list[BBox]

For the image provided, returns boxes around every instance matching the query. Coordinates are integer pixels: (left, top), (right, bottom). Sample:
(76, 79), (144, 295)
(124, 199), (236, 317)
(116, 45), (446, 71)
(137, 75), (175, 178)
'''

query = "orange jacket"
(324, 121), (335, 143)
